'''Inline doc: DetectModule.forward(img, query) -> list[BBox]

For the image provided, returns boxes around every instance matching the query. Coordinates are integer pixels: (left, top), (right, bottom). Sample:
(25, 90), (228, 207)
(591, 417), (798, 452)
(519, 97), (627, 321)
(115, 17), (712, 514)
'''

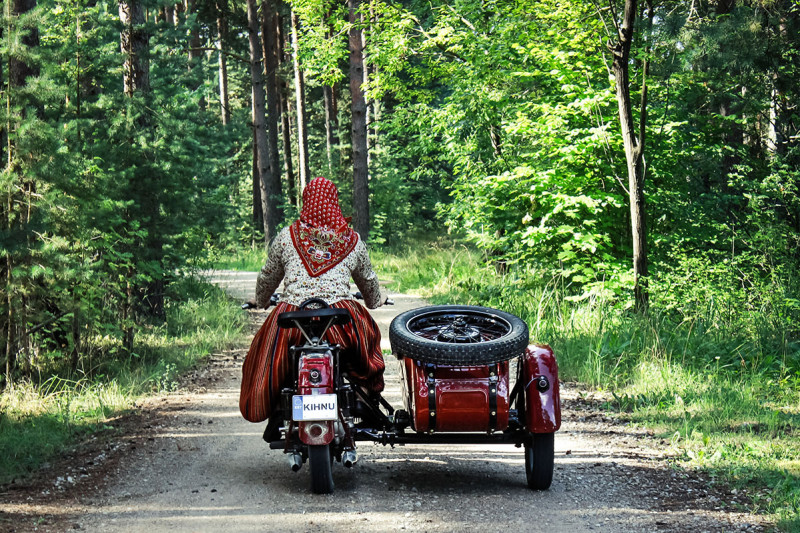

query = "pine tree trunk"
(362, 12), (370, 167)
(610, 0), (649, 310)
(252, 129), (263, 232)
(164, 5), (175, 26)
(247, 0), (278, 244)
(0, 48), (6, 386)
(186, 0), (201, 65)
(120, 0), (165, 320)
(186, 0), (205, 109)
(349, 0), (370, 241)
(291, 10), (310, 192)
(10, 0), (39, 88)
(4, 259), (13, 388)
(333, 82), (347, 182)
(261, 0), (282, 196)
(276, 13), (296, 206)
(368, 4), (380, 155)
(120, 1), (149, 97)
(323, 85), (334, 177)
(3, 0), (40, 385)
(216, 0), (230, 125)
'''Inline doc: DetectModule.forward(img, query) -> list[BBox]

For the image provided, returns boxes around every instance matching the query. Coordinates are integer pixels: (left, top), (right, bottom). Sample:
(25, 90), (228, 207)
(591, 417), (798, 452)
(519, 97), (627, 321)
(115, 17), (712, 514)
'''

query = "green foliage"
(1, 0), (251, 386)
(289, 0), (349, 86)
(0, 279), (247, 484)
(363, 0), (634, 290)
(373, 239), (800, 527)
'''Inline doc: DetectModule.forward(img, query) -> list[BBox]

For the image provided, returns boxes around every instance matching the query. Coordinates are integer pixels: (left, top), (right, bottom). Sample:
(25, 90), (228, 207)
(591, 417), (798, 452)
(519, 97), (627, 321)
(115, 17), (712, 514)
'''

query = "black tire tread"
(389, 305), (529, 365)
(525, 432), (555, 490)
(309, 444), (334, 494)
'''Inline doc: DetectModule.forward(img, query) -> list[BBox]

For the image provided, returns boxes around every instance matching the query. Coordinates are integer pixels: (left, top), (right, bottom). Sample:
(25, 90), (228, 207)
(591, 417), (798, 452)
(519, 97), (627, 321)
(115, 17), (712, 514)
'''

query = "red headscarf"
(289, 177), (359, 277)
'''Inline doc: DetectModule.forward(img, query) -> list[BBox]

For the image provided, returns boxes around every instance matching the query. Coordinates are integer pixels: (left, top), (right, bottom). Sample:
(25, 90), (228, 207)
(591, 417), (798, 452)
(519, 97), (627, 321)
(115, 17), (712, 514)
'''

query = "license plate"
(292, 394), (338, 421)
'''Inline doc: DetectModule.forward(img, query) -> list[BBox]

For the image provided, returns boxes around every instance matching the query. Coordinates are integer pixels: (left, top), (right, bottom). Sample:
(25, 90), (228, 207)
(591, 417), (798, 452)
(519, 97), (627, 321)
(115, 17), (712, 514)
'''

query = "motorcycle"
(244, 295), (560, 494)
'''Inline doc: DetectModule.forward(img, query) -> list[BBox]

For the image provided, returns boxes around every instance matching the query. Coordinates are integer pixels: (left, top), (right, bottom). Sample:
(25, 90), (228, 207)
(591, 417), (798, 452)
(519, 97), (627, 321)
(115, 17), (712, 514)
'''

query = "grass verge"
(204, 246), (266, 271)
(371, 238), (800, 530)
(0, 277), (247, 485)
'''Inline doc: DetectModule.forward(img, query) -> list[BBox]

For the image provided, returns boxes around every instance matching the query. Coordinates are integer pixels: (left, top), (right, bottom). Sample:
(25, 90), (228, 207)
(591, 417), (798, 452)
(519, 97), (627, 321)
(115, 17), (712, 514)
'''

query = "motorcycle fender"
(296, 352), (336, 445)
(297, 352), (334, 395)
(522, 344), (561, 433)
(298, 420), (335, 445)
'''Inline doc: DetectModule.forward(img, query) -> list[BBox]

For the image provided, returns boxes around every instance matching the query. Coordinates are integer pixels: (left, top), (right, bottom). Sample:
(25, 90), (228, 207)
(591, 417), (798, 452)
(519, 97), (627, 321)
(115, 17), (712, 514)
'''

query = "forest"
(0, 0), (798, 527)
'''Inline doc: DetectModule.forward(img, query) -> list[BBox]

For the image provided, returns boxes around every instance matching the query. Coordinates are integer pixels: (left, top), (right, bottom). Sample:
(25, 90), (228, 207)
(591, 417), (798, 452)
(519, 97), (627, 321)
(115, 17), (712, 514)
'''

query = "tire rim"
(406, 310), (513, 344)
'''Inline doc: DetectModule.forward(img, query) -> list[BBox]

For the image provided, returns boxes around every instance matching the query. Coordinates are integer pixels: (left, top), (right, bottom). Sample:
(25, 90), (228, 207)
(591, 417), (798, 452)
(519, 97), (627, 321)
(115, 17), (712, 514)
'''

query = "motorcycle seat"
(277, 308), (352, 330)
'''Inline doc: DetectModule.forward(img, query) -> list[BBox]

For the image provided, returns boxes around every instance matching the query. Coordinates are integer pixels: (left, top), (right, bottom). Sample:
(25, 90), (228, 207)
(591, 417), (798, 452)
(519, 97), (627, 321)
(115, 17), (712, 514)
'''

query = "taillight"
(301, 421), (333, 445)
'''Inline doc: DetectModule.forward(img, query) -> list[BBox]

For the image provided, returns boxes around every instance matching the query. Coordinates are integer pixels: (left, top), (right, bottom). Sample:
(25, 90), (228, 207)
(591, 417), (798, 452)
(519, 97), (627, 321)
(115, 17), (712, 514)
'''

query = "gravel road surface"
(0, 271), (770, 532)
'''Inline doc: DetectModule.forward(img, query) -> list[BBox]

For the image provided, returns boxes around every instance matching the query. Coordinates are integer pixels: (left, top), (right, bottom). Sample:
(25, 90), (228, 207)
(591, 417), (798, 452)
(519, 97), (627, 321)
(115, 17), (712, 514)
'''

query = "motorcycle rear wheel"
(309, 444), (334, 494)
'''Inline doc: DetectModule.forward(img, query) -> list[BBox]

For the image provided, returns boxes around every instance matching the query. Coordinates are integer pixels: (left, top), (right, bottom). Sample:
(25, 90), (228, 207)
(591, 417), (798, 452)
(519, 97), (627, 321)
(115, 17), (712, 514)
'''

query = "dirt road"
(0, 271), (769, 532)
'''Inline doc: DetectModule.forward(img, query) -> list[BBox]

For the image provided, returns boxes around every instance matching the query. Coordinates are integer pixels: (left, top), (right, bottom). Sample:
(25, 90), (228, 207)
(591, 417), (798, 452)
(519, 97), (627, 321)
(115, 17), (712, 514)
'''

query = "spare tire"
(389, 305), (529, 365)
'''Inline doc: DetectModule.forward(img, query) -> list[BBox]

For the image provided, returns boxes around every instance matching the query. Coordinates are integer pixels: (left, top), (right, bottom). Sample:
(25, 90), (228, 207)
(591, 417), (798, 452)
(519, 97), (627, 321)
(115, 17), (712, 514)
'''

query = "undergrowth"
(0, 278), (247, 485)
(370, 237), (800, 530)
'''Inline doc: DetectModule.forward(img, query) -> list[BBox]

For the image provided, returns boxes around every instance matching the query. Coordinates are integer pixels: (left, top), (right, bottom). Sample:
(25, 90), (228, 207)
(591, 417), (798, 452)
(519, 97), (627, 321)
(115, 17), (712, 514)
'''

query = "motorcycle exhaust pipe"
(342, 450), (358, 468)
(288, 452), (303, 472)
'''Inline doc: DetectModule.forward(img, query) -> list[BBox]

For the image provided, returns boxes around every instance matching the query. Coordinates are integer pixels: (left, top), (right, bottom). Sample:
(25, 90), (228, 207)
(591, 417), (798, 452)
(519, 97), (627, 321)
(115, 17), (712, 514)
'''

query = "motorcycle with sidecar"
(248, 296), (561, 494)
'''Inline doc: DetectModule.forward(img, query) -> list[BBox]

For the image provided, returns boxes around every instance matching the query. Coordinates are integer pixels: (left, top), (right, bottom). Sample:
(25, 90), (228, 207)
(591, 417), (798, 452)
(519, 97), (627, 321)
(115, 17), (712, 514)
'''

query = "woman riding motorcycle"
(239, 177), (385, 435)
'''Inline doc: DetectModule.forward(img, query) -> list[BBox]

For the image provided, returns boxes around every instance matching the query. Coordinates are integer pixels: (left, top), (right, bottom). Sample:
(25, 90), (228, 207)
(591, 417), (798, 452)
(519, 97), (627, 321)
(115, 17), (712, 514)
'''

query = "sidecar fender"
(522, 344), (561, 433)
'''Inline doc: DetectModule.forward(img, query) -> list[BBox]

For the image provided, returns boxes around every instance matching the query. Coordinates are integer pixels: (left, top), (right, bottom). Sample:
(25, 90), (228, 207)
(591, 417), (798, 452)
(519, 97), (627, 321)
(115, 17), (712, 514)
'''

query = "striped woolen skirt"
(239, 300), (385, 423)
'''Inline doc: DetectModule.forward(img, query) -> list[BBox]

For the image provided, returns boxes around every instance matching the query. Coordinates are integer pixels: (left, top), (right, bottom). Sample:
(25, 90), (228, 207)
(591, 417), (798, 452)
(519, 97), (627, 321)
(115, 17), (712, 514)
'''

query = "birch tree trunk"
(368, 3), (380, 155)
(767, 16), (789, 158)
(361, 9), (370, 168)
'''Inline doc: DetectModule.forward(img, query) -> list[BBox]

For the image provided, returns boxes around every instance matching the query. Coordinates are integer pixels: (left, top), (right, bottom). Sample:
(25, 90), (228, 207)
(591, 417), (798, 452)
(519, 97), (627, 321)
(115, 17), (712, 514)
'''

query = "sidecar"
(362, 305), (561, 490)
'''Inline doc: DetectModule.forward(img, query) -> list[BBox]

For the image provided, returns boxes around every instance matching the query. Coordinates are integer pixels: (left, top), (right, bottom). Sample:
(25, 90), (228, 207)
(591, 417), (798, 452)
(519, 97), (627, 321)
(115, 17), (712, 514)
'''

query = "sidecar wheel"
(309, 444), (334, 494)
(524, 432), (554, 490)
(389, 305), (529, 364)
